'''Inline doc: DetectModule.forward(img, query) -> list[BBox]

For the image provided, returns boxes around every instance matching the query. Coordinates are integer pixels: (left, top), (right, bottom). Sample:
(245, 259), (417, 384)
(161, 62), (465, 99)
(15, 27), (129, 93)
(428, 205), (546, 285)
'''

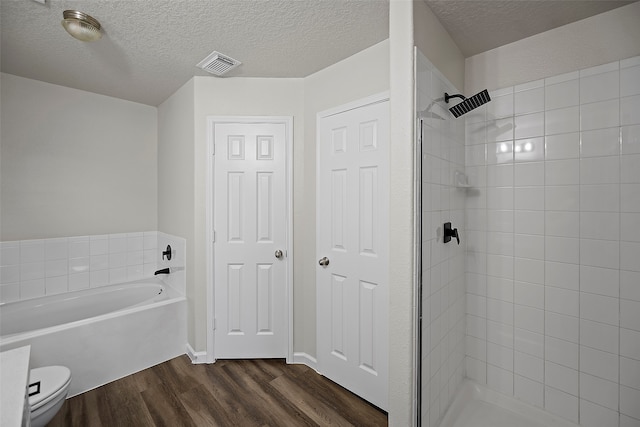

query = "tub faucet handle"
(162, 245), (172, 261)
(443, 222), (460, 245)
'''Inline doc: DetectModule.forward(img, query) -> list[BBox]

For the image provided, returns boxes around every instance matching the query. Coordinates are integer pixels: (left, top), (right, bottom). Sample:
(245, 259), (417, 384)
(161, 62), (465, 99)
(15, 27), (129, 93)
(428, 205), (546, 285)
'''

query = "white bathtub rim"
(438, 379), (580, 427)
(0, 282), (185, 346)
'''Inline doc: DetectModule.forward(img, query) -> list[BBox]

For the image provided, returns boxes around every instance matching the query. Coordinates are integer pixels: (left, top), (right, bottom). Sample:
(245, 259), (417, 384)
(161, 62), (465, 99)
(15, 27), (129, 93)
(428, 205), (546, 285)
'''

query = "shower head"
(445, 90), (491, 118)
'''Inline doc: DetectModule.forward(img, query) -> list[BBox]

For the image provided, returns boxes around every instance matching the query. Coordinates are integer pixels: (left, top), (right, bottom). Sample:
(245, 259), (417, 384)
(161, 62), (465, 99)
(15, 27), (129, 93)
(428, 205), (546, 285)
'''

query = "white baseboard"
(186, 343), (209, 364)
(293, 352), (318, 371)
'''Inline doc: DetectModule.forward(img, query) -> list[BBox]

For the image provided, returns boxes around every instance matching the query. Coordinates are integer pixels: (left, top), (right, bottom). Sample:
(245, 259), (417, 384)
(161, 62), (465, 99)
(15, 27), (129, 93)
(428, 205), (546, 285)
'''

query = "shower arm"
(444, 93), (466, 103)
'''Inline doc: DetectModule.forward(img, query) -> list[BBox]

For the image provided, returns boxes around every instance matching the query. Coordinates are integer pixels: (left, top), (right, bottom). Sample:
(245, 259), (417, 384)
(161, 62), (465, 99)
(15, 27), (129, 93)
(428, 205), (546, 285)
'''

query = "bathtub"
(0, 278), (186, 397)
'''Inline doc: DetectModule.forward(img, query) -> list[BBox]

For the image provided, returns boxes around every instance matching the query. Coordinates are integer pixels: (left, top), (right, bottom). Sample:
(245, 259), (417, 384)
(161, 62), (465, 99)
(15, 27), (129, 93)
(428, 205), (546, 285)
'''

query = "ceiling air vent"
(196, 51), (241, 76)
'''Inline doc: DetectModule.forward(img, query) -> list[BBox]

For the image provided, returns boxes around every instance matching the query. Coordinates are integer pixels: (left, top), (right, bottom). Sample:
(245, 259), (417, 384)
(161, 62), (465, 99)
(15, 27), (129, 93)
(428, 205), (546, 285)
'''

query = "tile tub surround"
(417, 50), (467, 427)
(0, 231), (186, 303)
(464, 56), (640, 426)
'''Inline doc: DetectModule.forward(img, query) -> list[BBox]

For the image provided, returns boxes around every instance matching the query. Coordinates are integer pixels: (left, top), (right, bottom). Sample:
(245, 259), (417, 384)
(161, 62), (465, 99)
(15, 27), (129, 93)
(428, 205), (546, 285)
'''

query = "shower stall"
(416, 48), (640, 426)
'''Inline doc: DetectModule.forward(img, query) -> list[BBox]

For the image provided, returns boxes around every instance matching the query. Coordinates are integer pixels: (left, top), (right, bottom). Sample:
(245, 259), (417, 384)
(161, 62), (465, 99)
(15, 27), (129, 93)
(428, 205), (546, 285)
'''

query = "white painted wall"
(389, 1), (415, 424)
(191, 77), (305, 352)
(414, 0), (465, 92)
(302, 39), (390, 357)
(465, 1), (640, 94)
(157, 78), (196, 344)
(0, 73), (157, 241)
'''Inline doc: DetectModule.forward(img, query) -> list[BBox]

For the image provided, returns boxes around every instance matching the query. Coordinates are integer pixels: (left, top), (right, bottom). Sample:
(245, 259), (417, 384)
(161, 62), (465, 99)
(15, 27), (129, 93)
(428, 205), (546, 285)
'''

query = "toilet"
(28, 366), (72, 427)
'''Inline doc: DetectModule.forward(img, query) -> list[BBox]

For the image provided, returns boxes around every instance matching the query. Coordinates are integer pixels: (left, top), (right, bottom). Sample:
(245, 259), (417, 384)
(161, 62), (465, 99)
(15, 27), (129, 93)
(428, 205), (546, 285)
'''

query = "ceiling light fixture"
(61, 10), (102, 42)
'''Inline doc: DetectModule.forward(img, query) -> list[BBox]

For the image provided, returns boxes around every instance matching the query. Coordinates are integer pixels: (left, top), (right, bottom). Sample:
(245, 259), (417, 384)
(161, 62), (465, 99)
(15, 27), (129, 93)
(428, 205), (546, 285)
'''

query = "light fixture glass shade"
(61, 10), (102, 42)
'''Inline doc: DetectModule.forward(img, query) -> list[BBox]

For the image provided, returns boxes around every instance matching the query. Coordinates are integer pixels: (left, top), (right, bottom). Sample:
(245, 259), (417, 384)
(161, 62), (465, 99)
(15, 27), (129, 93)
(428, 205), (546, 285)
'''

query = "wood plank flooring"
(47, 356), (387, 426)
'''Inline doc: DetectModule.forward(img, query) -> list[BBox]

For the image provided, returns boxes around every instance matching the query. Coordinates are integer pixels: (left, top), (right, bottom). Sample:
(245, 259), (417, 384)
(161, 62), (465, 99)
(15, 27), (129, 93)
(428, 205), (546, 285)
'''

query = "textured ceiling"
(0, 0), (389, 106)
(1, 1), (637, 106)
(424, 0), (638, 57)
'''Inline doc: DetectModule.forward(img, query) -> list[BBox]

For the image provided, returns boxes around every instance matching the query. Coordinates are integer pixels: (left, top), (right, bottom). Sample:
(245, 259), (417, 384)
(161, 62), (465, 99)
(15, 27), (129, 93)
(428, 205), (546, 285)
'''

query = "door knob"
(318, 257), (330, 267)
(275, 250), (283, 259)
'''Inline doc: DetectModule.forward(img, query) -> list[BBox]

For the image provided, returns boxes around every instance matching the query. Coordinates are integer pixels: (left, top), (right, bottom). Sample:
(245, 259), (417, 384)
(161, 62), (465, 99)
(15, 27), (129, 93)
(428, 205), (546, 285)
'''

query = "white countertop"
(1, 345), (31, 427)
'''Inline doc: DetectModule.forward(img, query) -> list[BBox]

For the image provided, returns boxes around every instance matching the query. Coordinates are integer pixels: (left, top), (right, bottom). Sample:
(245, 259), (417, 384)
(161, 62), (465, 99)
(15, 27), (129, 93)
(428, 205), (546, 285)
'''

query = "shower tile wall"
(464, 56), (640, 426)
(0, 231), (185, 302)
(417, 50), (466, 427)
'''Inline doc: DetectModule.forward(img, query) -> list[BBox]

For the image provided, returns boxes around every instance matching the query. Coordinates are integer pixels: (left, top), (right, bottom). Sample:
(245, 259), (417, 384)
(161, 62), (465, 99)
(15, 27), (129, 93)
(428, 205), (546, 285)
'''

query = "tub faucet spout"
(154, 268), (170, 275)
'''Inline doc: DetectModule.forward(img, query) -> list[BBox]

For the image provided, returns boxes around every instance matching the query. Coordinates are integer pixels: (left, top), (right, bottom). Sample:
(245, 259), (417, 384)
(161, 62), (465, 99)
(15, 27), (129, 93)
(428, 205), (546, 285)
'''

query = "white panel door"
(214, 122), (287, 358)
(317, 99), (389, 410)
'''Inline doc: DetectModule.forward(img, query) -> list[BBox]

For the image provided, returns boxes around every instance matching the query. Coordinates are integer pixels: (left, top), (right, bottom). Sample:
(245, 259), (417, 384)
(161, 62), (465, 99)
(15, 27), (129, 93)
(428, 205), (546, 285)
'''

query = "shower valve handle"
(443, 222), (460, 245)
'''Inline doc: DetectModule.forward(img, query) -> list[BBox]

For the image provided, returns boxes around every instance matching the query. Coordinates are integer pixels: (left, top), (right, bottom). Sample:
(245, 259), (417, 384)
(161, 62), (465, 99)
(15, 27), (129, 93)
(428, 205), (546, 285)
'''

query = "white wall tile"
(580, 292), (620, 326)
(546, 186), (579, 211)
(90, 236), (108, 256)
(580, 373), (618, 410)
(620, 356), (640, 390)
(515, 162), (544, 186)
(45, 275), (68, 295)
(622, 125), (640, 155)
(486, 276), (514, 302)
(621, 299), (640, 332)
(0, 265), (20, 284)
(546, 80), (579, 110)
(20, 262), (44, 281)
(487, 164), (513, 187)
(515, 113), (544, 139)
(0, 242), (20, 266)
(545, 261), (579, 290)
(545, 211), (579, 238)
(20, 240), (44, 263)
(487, 210), (514, 232)
(581, 319), (619, 353)
(487, 141), (513, 164)
(579, 399), (620, 427)
(515, 137), (545, 162)
(515, 211), (544, 235)
(621, 242), (640, 272)
(621, 184), (640, 212)
(622, 95), (640, 126)
(0, 283), (20, 303)
(108, 235), (127, 253)
(68, 272), (90, 291)
(546, 286), (579, 317)
(620, 415), (640, 427)
(20, 278), (45, 299)
(487, 118), (515, 143)
(581, 99), (620, 131)
(515, 234), (544, 260)
(487, 254), (514, 279)
(514, 375), (543, 408)
(515, 258), (544, 284)
(545, 361), (578, 395)
(622, 213), (640, 242)
(545, 386), (579, 423)
(486, 298), (513, 325)
(580, 156), (620, 184)
(622, 66), (640, 97)
(514, 282), (544, 308)
(621, 154), (640, 183)
(466, 357), (487, 384)
(621, 56), (640, 69)
(487, 93), (514, 119)
(487, 364), (514, 396)
(68, 237), (90, 258)
(515, 305), (544, 334)
(545, 70), (579, 86)
(545, 132), (580, 159)
(545, 335), (578, 371)
(546, 107), (579, 135)
(515, 187), (544, 211)
(545, 236), (579, 264)
(45, 238), (68, 261)
(581, 265), (619, 298)
(487, 342), (513, 371)
(581, 70), (620, 104)
(45, 259), (68, 278)
(581, 184), (619, 212)
(581, 128), (621, 157)
(515, 88), (544, 115)
(546, 312), (579, 343)
(580, 212), (620, 241)
(580, 345), (619, 382)
(514, 351), (543, 381)
(466, 335), (487, 361)
(620, 385), (640, 421)
(545, 159), (579, 185)
(514, 328), (544, 358)
(621, 270), (640, 302)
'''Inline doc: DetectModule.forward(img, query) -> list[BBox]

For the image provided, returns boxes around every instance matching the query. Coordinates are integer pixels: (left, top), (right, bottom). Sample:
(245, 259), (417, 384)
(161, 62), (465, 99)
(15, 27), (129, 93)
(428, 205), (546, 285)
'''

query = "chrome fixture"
(162, 245), (172, 260)
(61, 10), (102, 42)
(318, 257), (330, 267)
(275, 250), (283, 259)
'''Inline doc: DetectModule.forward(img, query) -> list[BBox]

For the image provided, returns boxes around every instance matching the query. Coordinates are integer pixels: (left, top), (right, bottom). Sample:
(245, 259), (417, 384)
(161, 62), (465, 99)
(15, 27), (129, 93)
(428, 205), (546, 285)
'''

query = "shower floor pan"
(440, 380), (579, 427)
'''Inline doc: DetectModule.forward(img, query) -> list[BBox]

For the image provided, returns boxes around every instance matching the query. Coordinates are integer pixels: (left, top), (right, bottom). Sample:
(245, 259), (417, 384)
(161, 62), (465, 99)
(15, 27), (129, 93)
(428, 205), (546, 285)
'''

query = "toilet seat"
(29, 366), (72, 411)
